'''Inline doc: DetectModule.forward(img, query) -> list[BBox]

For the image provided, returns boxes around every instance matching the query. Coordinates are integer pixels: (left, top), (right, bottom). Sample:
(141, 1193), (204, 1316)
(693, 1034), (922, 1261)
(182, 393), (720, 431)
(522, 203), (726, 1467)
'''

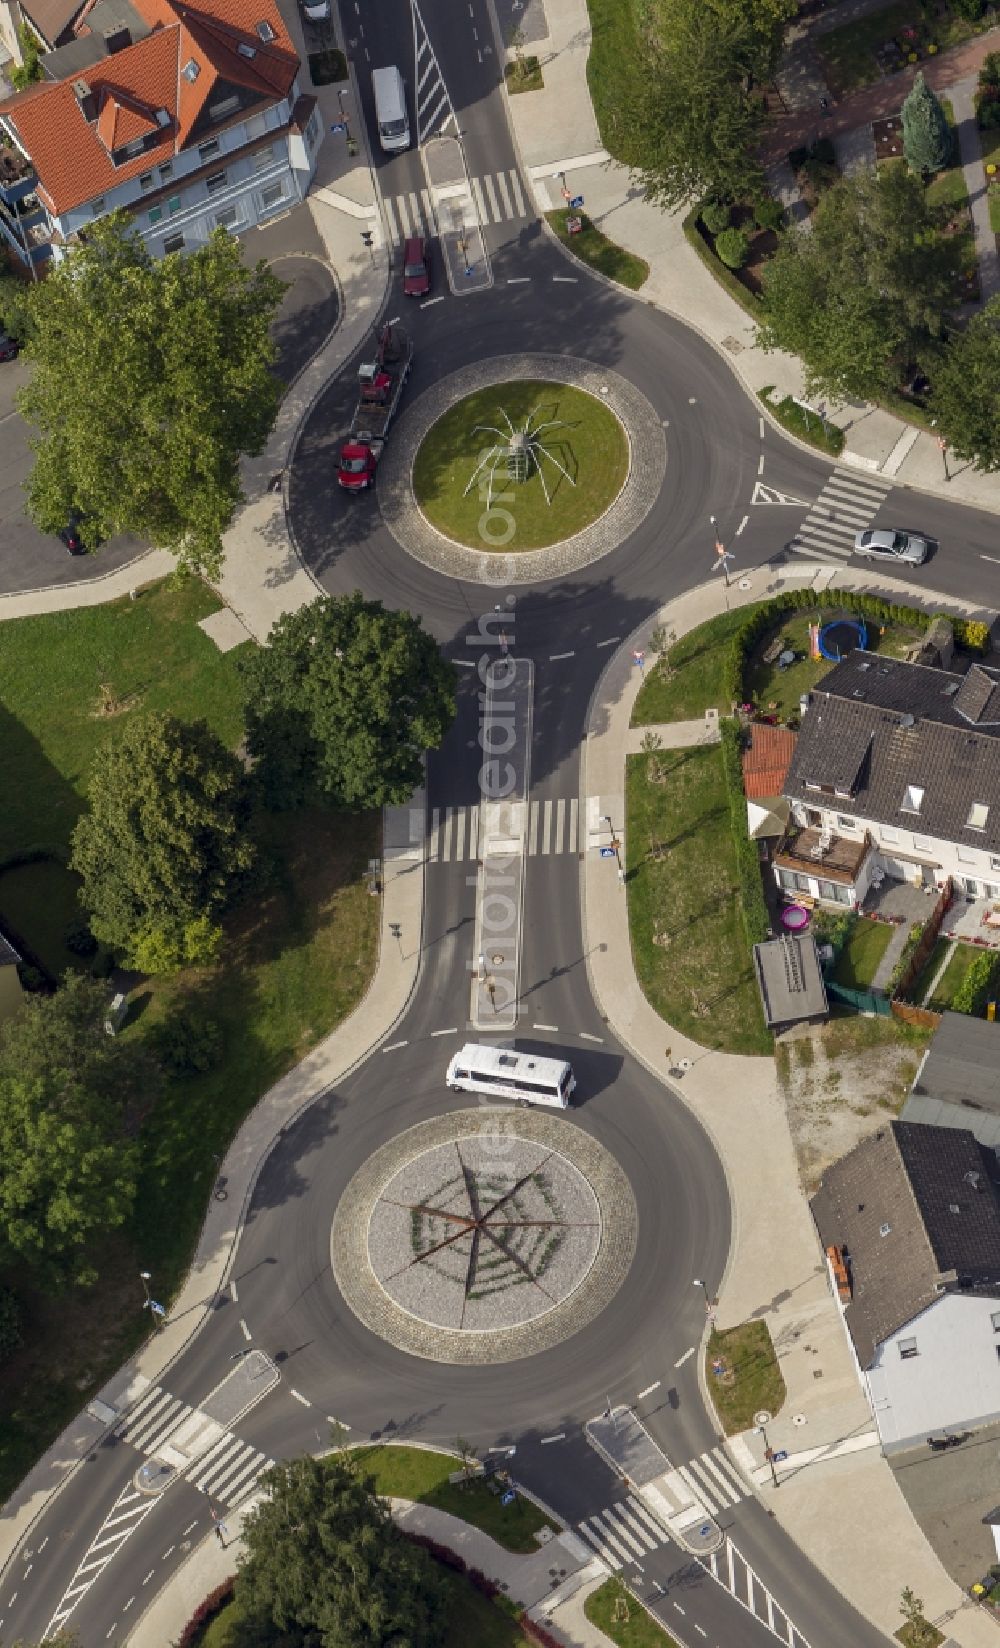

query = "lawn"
(0, 579), (247, 865)
(706, 1320), (786, 1436)
(626, 748), (772, 1055)
(923, 939), (982, 1012)
(545, 209), (650, 290)
(412, 379), (629, 550)
(820, 1008), (931, 1059)
(0, 858), (103, 980)
(632, 605), (765, 725)
(585, 1578), (680, 1647)
(816, 1), (977, 99)
(352, 1446), (558, 1553)
(758, 388), (844, 457)
(584, 0), (643, 164)
(830, 918), (894, 990)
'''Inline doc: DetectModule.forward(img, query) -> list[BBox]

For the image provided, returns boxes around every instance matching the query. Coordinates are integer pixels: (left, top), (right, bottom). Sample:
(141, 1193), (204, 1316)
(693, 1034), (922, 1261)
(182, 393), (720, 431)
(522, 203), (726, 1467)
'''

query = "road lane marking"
(143, 1570), (155, 1585)
(229, 1280), (238, 1303)
(541, 1432), (566, 1444)
(674, 1346), (696, 1367)
(183, 1521), (199, 1535)
(163, 1546), (175, 1560)
(736, 514), (748, 536)
(327, 1415), (352, 1429)
(534, 1023), (558, 1031)
(383, 1040), (408, 1051)
(636, 1381), (660, 1399)
(550, 651), (575, 659)
(431, 1026), (458, 1036)
(38, 1538), (48, 1551)
(123, 1598), (135, 1612)
(673, 1602), (686, 1614)
(290, 1389), (312, 1407)
(552, 275), (578, 282)
(981, 554), (1000, 564)
(757, 454), (765, 474)
(240, 1318), (252, 1341)
(759, 417), (765, 437)
(579, 1031), (603, 1042)
(507, 277), (531, 284)
(421, 296), (445, 308)
(597, 636), (620, 647)
(24, 1564), (32, 1578)
(454, 659), (476, 668)
(694, 1626), (707, 1637)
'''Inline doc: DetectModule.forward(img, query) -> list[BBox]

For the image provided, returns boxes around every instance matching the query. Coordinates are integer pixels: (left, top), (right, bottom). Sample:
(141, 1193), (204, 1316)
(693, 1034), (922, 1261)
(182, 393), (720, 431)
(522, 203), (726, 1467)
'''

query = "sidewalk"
(128, 1489), (611, 1648)
(581, 558), (996, 1647)
(504, 0), (1000, 516)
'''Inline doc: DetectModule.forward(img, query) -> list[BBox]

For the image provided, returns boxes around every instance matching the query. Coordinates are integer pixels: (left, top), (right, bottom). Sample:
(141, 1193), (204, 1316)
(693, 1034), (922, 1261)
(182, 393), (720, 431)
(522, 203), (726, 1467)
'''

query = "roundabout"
(331, 1107), (638, 1365)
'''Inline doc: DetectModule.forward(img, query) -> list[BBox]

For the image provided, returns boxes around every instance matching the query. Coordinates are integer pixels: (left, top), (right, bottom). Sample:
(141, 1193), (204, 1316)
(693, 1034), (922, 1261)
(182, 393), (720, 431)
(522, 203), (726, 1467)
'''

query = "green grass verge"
(632, 606), (766, 725)
(626, 748), (772, 1055)
(895, 1621), (945, 1648)
(412, 378), (629, 549)
(758, 387), (845, 456)
(352, 1446), (557, 1553)
(924, 940), (982, 1012)
(925, 160), (969, 213)
(830, 919), (894, 990)
(546, 209), (649, 289)
(707, 1319), (786, 1435)
(0, 579), (246, 865)
(584, 0), (643, 163)
(991, 188), (1000, 233)
(585, 1578), (680, 1647)
(505, 56), (543, 92)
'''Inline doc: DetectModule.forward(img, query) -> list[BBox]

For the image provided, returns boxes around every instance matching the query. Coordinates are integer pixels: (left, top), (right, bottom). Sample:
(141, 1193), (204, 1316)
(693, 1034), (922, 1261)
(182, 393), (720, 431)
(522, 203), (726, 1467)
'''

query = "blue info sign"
(569, 194), (584, 209)
(501, 1489), (516, 1506)
(599, 846), (616, 859)
(330, 121), (346, 134)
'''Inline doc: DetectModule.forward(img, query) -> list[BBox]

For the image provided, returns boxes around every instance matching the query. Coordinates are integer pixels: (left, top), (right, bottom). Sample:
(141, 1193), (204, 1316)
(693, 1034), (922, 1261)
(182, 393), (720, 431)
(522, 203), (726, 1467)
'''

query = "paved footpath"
(582, 559), (997, 1648)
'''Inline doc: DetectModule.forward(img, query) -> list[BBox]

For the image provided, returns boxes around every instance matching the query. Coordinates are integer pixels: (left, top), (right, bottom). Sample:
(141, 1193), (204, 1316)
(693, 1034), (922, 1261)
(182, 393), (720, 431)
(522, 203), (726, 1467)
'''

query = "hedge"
(719, 718), (770, 948)
(681, 204), (760, 318)
(176, 1578), (235, 1648)
(949, 616), (992, 654)
(953, 949), (1000, 1016)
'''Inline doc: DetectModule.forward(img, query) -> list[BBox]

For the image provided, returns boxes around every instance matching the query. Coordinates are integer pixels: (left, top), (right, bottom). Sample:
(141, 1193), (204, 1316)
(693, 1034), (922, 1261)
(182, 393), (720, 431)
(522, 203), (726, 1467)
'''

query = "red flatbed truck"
(338, 322), (412, 491)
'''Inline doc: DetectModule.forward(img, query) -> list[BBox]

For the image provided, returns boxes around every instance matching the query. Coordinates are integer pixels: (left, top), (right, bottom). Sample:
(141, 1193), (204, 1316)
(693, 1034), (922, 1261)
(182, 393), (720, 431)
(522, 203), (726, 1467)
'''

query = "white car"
(853, 528), (929, 566)
(300, 0), (331, 19)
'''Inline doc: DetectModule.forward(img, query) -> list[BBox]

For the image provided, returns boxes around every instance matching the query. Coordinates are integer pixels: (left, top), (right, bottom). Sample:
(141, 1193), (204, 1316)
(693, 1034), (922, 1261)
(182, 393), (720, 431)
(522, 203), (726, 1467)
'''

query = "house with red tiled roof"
(0, 0), (321, 270)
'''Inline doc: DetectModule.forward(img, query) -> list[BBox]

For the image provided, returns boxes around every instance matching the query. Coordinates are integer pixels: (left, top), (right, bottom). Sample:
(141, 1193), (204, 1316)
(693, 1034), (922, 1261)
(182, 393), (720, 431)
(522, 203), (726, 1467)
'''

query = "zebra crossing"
(575, 1494), (673, 1569)
(784, 466), (893, 564)
(381, 169), (531, 245)
(116, 1382), (273, 1508)
(666, 1442), (753, 1518)
(429, 797), (581, 862)
(574, 1445), (751, 1569)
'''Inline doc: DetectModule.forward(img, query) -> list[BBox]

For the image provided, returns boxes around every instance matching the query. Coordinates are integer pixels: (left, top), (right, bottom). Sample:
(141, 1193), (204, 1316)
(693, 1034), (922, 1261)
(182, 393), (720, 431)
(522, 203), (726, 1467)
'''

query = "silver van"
(372, 65), (410, 153)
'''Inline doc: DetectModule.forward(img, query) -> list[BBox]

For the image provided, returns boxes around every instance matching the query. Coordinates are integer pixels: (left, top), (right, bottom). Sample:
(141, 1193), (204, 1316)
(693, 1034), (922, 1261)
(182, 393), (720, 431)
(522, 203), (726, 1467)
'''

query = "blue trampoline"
(819, 617), (868, 662)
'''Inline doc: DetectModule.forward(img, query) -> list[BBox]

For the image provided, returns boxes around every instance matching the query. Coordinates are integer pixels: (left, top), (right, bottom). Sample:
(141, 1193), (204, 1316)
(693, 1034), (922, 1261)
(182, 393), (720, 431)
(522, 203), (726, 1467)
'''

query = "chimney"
(73, 79), (98, 122)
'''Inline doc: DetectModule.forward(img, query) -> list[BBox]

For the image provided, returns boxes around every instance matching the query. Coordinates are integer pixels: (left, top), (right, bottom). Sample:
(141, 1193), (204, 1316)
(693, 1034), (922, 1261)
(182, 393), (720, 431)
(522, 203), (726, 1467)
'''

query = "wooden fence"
(892, 878), (954, 1005)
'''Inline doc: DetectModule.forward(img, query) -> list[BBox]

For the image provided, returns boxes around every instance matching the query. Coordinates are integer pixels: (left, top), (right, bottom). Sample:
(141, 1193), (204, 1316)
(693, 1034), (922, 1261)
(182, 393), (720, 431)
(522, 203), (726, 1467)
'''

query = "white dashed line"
(694, 1626), (707, 1638)
(383, 1040), (409, 1051)
(38, 1538), (48, 1552)
(597, 636), (621, 647)
(759, 417), (765, 438)
(534, 1023), (558, 1031)
(430, 1026), (458, 1037)
(291, 1388), (312, 1407)
(142, 1570), (155, 1585)
(552, 275), (579, 282)
(163, 1546), (175, 1560)
(183, 1522), (199, 1536)
(579, 1032), (604, 1043)
(106, 1628), (117, 1639)
(454, 659), (476, 668)
(421, 295), (445, 308)
(757, 454), (765, 474)
(24, 1564), (32, 1578)
(507, 277), (531, 284)
(240, 1318), (252, 1341)
(636, 1381), (661, 1399)
(541, 1432), (566, 1444)
(123, 1597), (135, 1613)
(672, 1603), (686, 1615)
(549, 651), (575, 660)
(981, 554), (1000, 564)
(327, 1416), (352, 1430)
(674, 1346), (696, 1368)
(229, 1279), (238, 1303)
(736, 514), (748, 536)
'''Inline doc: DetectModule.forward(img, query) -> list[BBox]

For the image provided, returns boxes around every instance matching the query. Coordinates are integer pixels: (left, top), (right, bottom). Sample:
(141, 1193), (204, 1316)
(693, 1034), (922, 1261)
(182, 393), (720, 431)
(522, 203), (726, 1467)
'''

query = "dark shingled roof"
(787, 652), (1000, 852)
(811, 1121), (1000, 1369)
(910, 1013), (1000, 1115)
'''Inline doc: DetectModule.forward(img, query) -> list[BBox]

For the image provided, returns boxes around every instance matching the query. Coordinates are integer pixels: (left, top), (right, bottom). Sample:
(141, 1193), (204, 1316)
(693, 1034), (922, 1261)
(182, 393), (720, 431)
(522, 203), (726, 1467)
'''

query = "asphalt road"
(2, 1), (998, 1644)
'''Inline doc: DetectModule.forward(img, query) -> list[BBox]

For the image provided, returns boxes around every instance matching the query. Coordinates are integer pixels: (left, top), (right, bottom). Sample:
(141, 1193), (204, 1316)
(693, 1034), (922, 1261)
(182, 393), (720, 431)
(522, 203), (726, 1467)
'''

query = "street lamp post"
(757, 1422), (780, 1488)
(139, 1270), (163, 1330)
(603, 814), (624, 883)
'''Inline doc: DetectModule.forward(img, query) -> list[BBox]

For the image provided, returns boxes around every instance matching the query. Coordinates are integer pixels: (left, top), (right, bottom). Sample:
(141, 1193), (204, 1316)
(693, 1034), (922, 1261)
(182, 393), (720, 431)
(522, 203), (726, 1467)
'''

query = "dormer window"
(182, 58), (200, 82)
(968, 802), (989, 831)
(238, 41), (257, 59)
(209, 94), (241, 123)
(256, 18), (276, 40)
(902, 785), (924, 814)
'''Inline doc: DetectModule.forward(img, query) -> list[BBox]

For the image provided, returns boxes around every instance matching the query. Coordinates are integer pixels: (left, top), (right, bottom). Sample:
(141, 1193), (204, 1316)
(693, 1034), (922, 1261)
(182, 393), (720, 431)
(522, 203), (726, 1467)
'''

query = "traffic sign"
(567, 216), (583, 235)
(773, 1449), (788, 1462)
(330, 121), (346, 134)
(501, 1489), (516, 1506)
(569, 194), (584, 209)
(599, 846), (616, 859)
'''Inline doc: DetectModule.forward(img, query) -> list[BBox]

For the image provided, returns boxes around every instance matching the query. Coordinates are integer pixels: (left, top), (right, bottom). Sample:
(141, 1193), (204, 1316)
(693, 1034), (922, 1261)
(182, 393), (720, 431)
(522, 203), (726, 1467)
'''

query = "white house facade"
(865, 1292), (1000, 1451)
(774, 652), (1000, 909)
(0, 0), (321, 272)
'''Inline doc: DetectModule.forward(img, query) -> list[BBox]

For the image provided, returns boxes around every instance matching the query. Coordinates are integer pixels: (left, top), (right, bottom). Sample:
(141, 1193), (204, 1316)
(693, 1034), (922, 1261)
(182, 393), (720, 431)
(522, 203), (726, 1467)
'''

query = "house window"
(968, 803), (990, 831)
(805, 782), (822, 793)
(148, 205), (163, 225)
(246, 112), (267, 140)
(237, 41), (257, 60)
(902, 785), (924, 814)
(205, 170), (228, 196)
(90, 196), (106, 216)
(260, 181), (285, 209)
(163, 232), (185, 254)
(214, 205), (238, 229)
(256, 18), (276, 40)
(139, 171), (154, 192)
(912, 836), (931, 852)
(881, 827), (899, 844)
(836, 815), (855, 831)
(167, 194), (182, 215)
(252, 143), (277, 171)
(198, 139), (220, 162)
(991, 857), (1000, 873)
(957, 847), (976, 864)
(834, 788), (852, 801)
(158, 162), (173, 182)
(306, 107), (321, 149)
(898, 1338), (919, 1360)
(990, 1311), (1000, 1332)
(209, 94), (241, 123)
(964, 878), (980, 897)
(183, 58), (200, 82)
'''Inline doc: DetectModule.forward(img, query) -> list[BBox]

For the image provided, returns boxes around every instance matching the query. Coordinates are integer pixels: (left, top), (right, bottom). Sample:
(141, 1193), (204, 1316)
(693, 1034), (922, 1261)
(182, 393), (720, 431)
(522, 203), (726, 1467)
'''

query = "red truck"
(338, 322), (412, 492)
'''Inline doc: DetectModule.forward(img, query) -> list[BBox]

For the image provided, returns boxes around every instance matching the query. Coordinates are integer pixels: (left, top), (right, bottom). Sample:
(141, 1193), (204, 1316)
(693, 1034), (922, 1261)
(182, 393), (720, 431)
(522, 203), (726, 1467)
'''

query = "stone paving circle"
(331, 1108), (637, 1364)
(377, 355), (667, 586)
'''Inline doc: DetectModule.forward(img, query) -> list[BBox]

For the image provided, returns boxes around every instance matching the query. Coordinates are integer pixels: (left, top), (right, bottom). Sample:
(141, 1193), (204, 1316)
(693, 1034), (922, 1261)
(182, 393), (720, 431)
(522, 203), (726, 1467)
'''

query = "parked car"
(299, 0), (330, 20)
(853, 528), (929, 566)
(0, 333), (18, 361)
(402, 235), (430, 297)
(59, 515), (85, 555)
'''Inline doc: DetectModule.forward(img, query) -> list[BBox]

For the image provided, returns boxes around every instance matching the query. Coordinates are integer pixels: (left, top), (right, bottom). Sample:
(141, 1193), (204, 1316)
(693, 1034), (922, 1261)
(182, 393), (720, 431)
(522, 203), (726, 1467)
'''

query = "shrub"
(151, 1010), (223, 1075)
(889, 921), (925, 995)
(701, 199), (732, 235)
(951, 616), (992, 654)
(953, 950), (1000, 1016)
(176, 1579), (235, 1648)
(16, 963), (45, 992)
(754, 196), (784, 232)
(65, 918), (98, 958)
(981, 97), (1000, 129)
(979, 52), (1000, 91)
(951, 0), (985, 17)
(0, 1287), (23, 1363)
(715, 228), (750, 269)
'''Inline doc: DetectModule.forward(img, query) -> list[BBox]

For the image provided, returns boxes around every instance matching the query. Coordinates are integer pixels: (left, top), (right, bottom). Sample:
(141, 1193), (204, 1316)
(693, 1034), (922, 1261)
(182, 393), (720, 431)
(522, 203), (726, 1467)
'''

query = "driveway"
(890, 1422), (1000, 1590)
(0, 205), (337, 599)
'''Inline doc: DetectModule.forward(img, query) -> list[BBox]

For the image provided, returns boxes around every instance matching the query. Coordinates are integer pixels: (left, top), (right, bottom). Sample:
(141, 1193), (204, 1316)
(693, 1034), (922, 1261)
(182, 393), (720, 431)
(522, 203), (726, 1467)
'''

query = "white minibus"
(446, 1044), (576, 1109)
(372, 66), (410, 153)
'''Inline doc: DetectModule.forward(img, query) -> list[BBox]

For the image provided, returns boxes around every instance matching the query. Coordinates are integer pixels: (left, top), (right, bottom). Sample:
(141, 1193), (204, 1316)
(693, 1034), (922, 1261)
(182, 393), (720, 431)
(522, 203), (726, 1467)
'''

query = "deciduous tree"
(237, 1453), (446, 1648)
(70, 712), (254, 969)
(15, 215), (285, 576)
(240, 594), (457, 811)
(0, 975), (153, 1286)
(928, 295), (1000, 471)
(901, 72), (952, 175)
(757, 166), (955, 402)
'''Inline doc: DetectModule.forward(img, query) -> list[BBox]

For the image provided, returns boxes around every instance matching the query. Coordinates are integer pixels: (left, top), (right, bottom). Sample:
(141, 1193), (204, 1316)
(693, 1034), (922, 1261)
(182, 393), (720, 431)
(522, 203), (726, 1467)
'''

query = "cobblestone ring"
(331, 1108), (638, 1364)
(377, 354), (667, 586)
